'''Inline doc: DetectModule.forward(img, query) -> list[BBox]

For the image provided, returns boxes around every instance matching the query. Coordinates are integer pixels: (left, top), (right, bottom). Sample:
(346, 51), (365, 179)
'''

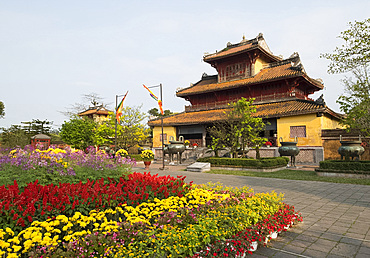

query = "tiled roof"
(203, 42), (255, 62)
(78, 108), (110, 116)
(177, 63), (323, 97)
(203, 33), (280, 62)
(148, 99), (341, 126)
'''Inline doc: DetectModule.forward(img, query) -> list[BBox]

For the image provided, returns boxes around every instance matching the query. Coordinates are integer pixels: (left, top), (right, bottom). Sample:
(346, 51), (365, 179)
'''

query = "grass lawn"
(205, 169), (370, 185)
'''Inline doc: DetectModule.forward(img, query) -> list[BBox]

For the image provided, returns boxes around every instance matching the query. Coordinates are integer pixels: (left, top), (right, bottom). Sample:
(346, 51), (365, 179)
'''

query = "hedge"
(196, 157), (289, 168)
(319, 160), (370, 173)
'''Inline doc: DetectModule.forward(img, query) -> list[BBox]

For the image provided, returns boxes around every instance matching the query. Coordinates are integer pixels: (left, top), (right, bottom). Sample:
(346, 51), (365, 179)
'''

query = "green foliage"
(207, 123), (228, 157)
(0, 165), (130, 188)
(321, 18), (370, 137)
(197, 157), (289, 168)
(206, 169), (370, 185)
(59, 116), (98, 150)
(128, 154), (142, 161)
(148, 107), (173, 117)
(22, 119), (52, 135)
(0, 101), (4, 118)
(318, 160), (370, 173)
(208, 98), (267, 158)
(0, 125), (30, 148)
(95, 106), (149, 149)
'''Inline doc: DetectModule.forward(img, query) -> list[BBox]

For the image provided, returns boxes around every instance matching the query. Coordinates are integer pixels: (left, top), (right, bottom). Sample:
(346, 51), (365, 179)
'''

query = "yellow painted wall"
(277, 113), (343, 147)
(254, 57), (269, 75)
(152, 126), (177, 148)
(321, 114), (343, 130)
(277, 114), (323, 146)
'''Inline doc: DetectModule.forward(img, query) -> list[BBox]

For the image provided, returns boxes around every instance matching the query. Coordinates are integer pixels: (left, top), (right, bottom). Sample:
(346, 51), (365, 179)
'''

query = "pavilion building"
(148, 33), (343, 163)
(78, 105), (111, 124)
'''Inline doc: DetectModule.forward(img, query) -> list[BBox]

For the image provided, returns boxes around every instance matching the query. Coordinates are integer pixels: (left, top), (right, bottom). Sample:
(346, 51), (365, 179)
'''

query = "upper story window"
(219, 62), (250, 82)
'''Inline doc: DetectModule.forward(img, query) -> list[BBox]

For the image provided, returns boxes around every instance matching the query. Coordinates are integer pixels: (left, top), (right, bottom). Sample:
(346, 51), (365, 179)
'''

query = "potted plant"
(184, 140), (190, 148)
(115, 149), (128, 158)
(264, 141), (272, 148)
(140, 149), (154, 169)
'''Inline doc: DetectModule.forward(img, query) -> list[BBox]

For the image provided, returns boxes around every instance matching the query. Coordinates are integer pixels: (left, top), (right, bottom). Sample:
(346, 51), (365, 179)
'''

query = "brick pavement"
(135, 161), (370, 257)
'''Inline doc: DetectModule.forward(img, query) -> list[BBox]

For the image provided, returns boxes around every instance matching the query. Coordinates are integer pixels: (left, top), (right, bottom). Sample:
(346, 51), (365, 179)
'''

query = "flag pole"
(115, 95), (118, 152)
(160, 83), (165, 170)
(145, 84), (165, 170)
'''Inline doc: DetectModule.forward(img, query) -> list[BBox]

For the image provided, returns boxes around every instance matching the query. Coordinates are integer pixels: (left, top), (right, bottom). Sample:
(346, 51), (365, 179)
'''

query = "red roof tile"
(78, 109), (110, 116)
(204, 42), (255, 62)
(177, 63), (323, 97)
(148, 99), (341, 126)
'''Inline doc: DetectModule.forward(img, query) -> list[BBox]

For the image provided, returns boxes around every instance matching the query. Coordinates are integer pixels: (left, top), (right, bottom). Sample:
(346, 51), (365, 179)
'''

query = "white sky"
(1, 0), (369, 130)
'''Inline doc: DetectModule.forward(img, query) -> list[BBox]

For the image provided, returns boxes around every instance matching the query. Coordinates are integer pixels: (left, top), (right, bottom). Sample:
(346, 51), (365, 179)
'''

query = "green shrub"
(0, 165), (130, 188)
(129, 154), (142, 161)
(197, 157), (289, 168)
(319, 160), (370, 173)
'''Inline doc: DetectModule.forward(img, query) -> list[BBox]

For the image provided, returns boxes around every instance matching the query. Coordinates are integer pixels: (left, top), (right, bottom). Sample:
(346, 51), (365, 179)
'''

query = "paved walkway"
(135, 161), (370, 257)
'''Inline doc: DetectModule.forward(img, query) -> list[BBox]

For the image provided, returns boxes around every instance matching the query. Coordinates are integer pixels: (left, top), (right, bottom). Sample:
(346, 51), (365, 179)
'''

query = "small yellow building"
(78, 105), (111, 124)
(148, 33), (343, 163)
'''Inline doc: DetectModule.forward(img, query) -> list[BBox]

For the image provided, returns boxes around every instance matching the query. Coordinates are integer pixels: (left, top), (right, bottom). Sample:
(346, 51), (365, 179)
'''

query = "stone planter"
(269, 231), (278, 239)
(248, 241), (258, 252)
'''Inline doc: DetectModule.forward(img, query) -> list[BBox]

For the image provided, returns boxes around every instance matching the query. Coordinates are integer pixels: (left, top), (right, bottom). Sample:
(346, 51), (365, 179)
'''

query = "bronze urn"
(338, 135), (365, 161)
(278, 137), (300, 167)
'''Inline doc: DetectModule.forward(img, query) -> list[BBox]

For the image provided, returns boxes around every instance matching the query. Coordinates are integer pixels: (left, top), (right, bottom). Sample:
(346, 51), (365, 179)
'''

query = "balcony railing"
(185, 93), (312, 112)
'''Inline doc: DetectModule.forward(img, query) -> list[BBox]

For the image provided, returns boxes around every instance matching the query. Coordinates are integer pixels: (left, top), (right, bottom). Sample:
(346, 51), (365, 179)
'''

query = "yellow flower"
(23, 240), (33, 250)
(5, 227), (14, 236)
(12, 245), (22, 252)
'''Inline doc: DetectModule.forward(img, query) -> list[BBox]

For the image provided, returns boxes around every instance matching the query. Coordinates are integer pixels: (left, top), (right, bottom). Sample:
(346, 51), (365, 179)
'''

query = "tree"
(148, 107), (173, 117)
(0, 125), (30, 148)
(207, 122), (230, 157)
(95, 106), (149, 150)
(321, 18), (370, 137)
(59, 116), (98, 150)
(0, 101), (4, 118)
(61, 93), (110, 117)
(228, 98), (267, 158)
(21, 119), (52, 135)
(208, 98), (267, 158)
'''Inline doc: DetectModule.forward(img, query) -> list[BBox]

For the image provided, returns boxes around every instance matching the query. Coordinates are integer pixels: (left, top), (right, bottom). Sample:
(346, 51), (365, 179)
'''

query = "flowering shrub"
(193, 204), (302, 257)
(140, 149), (154, 161)
(0, 146), (136, 187)
(0, 172), (191, 236)
(0, 187), (223, 256)
(264, 141), (272, 146)
(115, 149), (128, 158)
(0, 173), (302, 257)
(0, 182), (303, 258)
(2, 147), (74, 176)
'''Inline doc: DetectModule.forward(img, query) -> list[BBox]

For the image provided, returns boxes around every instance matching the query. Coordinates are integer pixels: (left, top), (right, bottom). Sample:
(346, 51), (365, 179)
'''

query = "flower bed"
(0, 146), (136, 187)
(0, 173), (190, 236)
(0, 180), (302, 257)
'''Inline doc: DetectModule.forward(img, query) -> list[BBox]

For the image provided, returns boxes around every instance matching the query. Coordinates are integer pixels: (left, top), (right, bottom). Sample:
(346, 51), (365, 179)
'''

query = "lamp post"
(147, 83), (165, 170)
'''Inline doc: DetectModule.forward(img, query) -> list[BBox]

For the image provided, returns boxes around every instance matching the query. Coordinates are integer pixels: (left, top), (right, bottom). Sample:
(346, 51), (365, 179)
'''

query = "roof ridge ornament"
(289, 52), (305, 72)
(315, 94), (326, 106)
